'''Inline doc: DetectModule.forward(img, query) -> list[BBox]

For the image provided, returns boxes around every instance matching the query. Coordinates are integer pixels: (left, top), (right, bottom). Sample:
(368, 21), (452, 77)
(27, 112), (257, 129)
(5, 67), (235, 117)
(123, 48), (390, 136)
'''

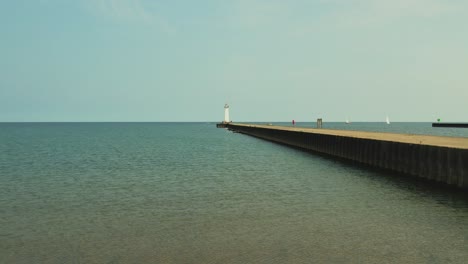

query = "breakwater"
(432, 123), (468, 128)
(227, 123), (468, 188)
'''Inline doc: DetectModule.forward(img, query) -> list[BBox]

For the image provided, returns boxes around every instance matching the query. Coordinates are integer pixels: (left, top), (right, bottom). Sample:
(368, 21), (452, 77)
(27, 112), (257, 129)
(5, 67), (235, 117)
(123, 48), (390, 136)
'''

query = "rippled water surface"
(1, 122), (467, 263)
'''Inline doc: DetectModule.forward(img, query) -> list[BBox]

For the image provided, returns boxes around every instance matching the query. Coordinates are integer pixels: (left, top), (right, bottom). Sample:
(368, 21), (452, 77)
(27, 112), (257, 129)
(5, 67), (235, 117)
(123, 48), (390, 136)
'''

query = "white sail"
(386, 116), (390, 124)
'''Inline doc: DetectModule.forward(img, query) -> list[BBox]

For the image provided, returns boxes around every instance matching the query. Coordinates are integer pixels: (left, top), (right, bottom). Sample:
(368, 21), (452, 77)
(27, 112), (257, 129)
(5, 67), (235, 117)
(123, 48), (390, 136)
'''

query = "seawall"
(226, 123), (468, 188)
(432, 123), (468, 128)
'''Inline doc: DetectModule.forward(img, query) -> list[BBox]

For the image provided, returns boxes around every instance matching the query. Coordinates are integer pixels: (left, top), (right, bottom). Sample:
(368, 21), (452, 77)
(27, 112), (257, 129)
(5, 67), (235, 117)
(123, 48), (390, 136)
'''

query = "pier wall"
(227, 124), (468, 188)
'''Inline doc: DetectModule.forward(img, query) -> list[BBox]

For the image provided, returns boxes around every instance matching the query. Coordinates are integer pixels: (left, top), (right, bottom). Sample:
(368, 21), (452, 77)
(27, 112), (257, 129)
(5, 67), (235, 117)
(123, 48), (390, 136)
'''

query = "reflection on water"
(0, 123), (467, 263)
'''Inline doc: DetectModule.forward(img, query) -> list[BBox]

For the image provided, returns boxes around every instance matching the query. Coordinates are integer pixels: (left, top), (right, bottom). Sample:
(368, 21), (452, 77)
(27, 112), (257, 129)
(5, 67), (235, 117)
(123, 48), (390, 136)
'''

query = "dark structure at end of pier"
(216, 122), (231, 128)
(222, 123), (468, 189)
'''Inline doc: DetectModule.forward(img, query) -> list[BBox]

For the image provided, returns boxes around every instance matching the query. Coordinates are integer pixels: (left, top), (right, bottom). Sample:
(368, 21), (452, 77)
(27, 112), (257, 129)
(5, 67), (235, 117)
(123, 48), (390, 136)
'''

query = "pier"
(432, 123), (468, 128)
(225, 123), (468, 188)
(216, 122), (229, 128)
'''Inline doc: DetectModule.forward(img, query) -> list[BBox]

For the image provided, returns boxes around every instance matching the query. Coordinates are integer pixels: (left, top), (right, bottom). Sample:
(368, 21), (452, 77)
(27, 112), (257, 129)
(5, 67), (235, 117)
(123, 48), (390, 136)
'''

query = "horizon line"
(0, 120), (448, 123)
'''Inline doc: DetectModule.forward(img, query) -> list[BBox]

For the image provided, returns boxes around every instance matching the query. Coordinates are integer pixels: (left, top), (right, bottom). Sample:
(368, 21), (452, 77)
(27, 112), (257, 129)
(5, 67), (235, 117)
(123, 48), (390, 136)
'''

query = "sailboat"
(345, 118), (351, 124)
(386, 116), (390, 125)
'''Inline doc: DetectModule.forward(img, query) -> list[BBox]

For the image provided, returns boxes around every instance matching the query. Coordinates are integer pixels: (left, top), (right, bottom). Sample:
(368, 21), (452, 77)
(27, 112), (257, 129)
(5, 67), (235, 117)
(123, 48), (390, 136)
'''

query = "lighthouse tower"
(224, 104), (230, 123)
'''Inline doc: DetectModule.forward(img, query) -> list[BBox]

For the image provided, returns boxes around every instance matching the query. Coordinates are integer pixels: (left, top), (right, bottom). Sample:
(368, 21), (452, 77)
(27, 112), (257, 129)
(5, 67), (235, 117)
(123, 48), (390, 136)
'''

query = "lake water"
(1, 122), (467, 263)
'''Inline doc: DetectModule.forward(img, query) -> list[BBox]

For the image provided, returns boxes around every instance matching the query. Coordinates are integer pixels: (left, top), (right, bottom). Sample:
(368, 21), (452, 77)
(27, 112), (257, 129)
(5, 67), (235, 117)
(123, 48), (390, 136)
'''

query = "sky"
(1, 0), (467, 122)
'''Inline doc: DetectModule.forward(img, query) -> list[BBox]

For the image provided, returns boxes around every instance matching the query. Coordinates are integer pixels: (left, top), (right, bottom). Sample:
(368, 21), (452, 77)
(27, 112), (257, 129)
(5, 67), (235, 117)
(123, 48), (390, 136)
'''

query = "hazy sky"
(1, 0), (467, 122)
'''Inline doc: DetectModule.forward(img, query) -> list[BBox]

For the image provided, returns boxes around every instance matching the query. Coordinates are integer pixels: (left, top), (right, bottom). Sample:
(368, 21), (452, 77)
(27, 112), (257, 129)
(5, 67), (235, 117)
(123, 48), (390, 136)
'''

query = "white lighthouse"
(224, 103), (230, 123)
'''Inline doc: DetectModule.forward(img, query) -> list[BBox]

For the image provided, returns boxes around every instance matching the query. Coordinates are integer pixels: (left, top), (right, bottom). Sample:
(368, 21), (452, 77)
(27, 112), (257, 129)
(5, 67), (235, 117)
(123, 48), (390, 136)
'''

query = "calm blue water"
(1, 122), (468, 263)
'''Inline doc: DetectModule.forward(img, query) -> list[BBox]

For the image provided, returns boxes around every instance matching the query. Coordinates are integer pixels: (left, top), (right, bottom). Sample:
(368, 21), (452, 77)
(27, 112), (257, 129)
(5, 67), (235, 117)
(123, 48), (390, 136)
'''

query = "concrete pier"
(226, 123), (468, 188)
(432, 123), (468, 128)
